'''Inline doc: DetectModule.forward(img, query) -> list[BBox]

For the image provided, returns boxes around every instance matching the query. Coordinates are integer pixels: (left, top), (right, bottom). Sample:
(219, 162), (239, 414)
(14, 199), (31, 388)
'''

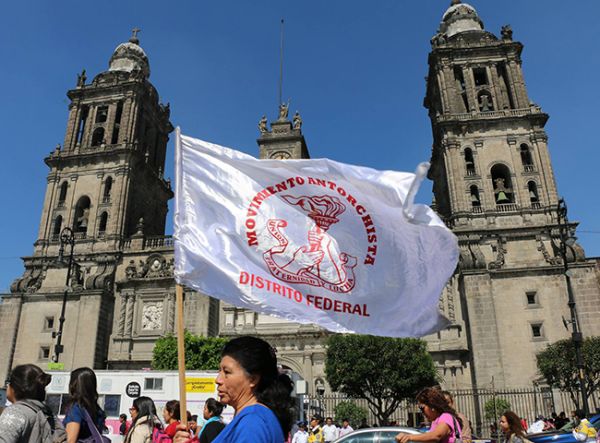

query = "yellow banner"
(186, 377), (215, 393)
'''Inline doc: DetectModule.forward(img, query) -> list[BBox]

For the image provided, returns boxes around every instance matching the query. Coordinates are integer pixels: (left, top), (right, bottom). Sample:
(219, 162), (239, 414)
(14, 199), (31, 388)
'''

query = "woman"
(198, 398), (225, 443)
(124, 397), (161, 443)
(162, 401), (180, 438)
(499, 411), (527, 443)
(396, 387), (462, 443)
(63, 368), (106, 443)
(176, 336), (294, 443)
(0, 364), (65, 443)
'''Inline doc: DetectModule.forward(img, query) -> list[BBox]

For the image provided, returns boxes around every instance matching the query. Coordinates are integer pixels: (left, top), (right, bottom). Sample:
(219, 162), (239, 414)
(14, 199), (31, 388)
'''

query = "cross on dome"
(129, 27), (141, 45)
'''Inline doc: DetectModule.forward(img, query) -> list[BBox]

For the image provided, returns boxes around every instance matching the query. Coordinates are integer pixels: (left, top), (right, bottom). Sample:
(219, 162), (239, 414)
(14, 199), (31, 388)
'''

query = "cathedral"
(2, 1), (599, 395)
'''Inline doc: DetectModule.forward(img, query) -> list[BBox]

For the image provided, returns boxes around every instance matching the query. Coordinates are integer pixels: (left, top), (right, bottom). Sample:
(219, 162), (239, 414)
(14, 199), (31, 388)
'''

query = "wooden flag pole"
(176, 284), (188, 427)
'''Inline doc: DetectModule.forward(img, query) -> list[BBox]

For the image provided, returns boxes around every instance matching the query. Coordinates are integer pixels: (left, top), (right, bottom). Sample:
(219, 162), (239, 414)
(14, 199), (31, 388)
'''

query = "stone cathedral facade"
(1, 1), (599, 393)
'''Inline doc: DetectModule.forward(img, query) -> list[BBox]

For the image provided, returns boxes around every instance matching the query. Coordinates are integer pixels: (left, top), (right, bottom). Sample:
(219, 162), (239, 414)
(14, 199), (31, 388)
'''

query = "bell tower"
(33, 30), (173, 260)
(424, 1), (600, 390)
(4, 31), (174, 377)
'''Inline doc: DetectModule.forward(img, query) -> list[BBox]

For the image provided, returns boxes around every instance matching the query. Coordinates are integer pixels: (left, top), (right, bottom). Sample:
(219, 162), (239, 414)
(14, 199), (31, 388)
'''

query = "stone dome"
(108, 35), (150, 78)
(439, 1), (484, 38)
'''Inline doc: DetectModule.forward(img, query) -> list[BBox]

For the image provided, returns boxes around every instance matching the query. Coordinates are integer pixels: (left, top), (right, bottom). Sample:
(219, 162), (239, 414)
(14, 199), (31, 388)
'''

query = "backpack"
(20, 401), (67, 443)
(152, 427), (174, 443)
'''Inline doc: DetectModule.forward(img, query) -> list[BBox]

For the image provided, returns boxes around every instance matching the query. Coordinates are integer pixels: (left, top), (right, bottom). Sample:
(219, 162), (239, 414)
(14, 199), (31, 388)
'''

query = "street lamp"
(52, 227), (75, 363)
(555, 198), (588, 416)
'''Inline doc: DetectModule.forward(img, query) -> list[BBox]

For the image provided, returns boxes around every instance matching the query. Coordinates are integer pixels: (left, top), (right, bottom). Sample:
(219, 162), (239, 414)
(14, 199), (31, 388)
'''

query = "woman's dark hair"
(130, 396), (159, 434)
(222, 336), (294, 436)
(68, 367), (100, 420)
(164, 400), (181, 421)
(416, 387), (462, 428)
(204, 398), (224, 418)
(7, 364), (51, 402)
(502, 411), (525, 437)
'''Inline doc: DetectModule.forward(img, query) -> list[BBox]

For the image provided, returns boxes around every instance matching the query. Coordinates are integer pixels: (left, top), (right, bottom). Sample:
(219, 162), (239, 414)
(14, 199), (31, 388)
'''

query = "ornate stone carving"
(142, 302), (163, 330)
(124, 254), (174, 280)
(501, 25), (513, 41)
(537, 235), (562, 266)
(258, 115), (268, 133)
(118, 293), (128, 336)
(488, 236), (506, 270)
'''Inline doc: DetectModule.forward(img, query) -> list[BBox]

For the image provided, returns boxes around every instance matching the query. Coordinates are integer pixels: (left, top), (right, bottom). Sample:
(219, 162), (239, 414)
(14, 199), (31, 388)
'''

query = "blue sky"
(1, 1), (599, 291)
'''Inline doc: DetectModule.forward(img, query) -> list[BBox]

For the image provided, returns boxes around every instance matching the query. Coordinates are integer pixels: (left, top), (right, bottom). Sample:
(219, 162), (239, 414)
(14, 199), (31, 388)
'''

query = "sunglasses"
(129, 407), (137, 412)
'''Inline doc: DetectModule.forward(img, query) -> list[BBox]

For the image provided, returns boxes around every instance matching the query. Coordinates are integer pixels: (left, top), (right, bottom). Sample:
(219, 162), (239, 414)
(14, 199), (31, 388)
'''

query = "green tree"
(325, 334), (438, 426)
(536, 336), (600, 407)
(152, 332), (227, 370)
(333, 401), (368, 428)
(484, 398), (511, 421)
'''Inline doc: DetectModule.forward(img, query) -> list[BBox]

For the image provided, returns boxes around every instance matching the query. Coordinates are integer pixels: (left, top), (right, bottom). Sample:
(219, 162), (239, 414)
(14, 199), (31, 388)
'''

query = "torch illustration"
(281, 194), (346, 267)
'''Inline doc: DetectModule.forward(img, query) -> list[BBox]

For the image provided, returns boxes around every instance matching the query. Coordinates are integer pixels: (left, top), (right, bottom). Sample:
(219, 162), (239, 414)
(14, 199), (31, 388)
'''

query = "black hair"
(190, 415), (198, 422)
(164, 400), (181, 421)
(119, 414), (127, 420)
(205, 398), (224, 417)
(68, 367), (100, 421)
(574, 409), (585, 420)
(129, 396), (160, 439)
(222, 336), (294, 436)
(7, 364), (51, 402)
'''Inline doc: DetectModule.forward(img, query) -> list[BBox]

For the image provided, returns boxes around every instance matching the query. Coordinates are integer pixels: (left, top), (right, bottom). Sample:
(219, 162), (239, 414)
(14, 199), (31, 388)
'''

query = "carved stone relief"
(141, 302), (163, 331)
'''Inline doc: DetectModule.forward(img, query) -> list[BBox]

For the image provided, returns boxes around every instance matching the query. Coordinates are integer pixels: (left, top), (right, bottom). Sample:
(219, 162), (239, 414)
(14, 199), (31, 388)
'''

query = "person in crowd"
(292, 423), (308, 443)
(322, 417), (338, 443)
(124, 396), (162, 443)
(308, 415), (324, 443)
(63, 367), (106, 443)
(555, 412), (569, 429)
(188, 415), (199, 438)
(520, 418), (528, 434)
(119, 414), (128, 437)
(358, 418), (368, 429)
(338, 419), (353, 438)
(442, 391), (471, 443)
(572, 410), (597, 442)
(163, 400), (180, 438)
(198, 398), (225, 443)
(175, 336), (294, 443)
(395, 387), (462, 443)
(0, 364), (65, 443)
(499, 411), (527, 443)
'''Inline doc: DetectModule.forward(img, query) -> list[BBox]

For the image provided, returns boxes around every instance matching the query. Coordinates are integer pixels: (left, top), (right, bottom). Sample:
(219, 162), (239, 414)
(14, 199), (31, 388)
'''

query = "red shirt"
(165, 421), (180, 438)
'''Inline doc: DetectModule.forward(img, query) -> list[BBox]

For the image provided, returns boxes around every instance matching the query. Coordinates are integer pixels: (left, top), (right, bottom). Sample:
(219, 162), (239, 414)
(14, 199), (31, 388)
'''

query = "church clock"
(270, 151), (291, 160)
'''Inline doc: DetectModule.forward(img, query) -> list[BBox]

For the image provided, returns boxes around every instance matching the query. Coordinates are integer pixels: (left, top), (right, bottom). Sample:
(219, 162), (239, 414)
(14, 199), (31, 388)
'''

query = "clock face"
(271, 151), (291, 160)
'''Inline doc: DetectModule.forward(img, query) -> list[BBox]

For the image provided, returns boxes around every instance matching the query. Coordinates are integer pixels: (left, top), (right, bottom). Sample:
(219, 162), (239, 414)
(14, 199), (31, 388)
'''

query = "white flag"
(174, 129), (458, 337)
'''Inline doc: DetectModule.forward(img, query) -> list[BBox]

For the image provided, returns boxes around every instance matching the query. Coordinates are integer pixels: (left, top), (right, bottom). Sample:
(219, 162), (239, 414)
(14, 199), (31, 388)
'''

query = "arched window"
(470, 185), (481, 207)
(58, 181), (68, 206)
(477, 90), (494, 112)
(520, 144), (534, 171)
(464, 148), (476, 176)
(73, 196), (91, 235)
(52, 215), (63, 241)
(98, 212), (108, 236)
(91, 127), (105, 147)
(490, 164), (514, 204)
(528, 181), (539, 205)
(103, 177), (113, 203)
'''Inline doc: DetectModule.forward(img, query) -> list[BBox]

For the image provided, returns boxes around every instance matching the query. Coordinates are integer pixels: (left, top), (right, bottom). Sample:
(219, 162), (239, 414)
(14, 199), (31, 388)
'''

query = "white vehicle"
(46, 370), (233, 442)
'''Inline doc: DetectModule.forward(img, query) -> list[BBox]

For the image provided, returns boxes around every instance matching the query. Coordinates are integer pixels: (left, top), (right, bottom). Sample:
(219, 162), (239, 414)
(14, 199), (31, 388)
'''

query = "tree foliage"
(536, 336), (600, 407)
(333, 401), (368, 428)
(152, 332), (227, 370)
(484, 398), (511, 421)
(325, 334), (438, 425)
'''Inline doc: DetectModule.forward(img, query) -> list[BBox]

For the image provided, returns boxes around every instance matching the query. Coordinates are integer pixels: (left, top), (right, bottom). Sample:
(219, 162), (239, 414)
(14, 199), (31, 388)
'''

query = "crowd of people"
(0, 336), (598, 443)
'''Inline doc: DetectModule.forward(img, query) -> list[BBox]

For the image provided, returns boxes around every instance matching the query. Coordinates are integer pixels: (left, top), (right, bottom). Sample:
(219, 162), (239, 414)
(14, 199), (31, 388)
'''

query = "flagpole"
(176, 283), (188, 426)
